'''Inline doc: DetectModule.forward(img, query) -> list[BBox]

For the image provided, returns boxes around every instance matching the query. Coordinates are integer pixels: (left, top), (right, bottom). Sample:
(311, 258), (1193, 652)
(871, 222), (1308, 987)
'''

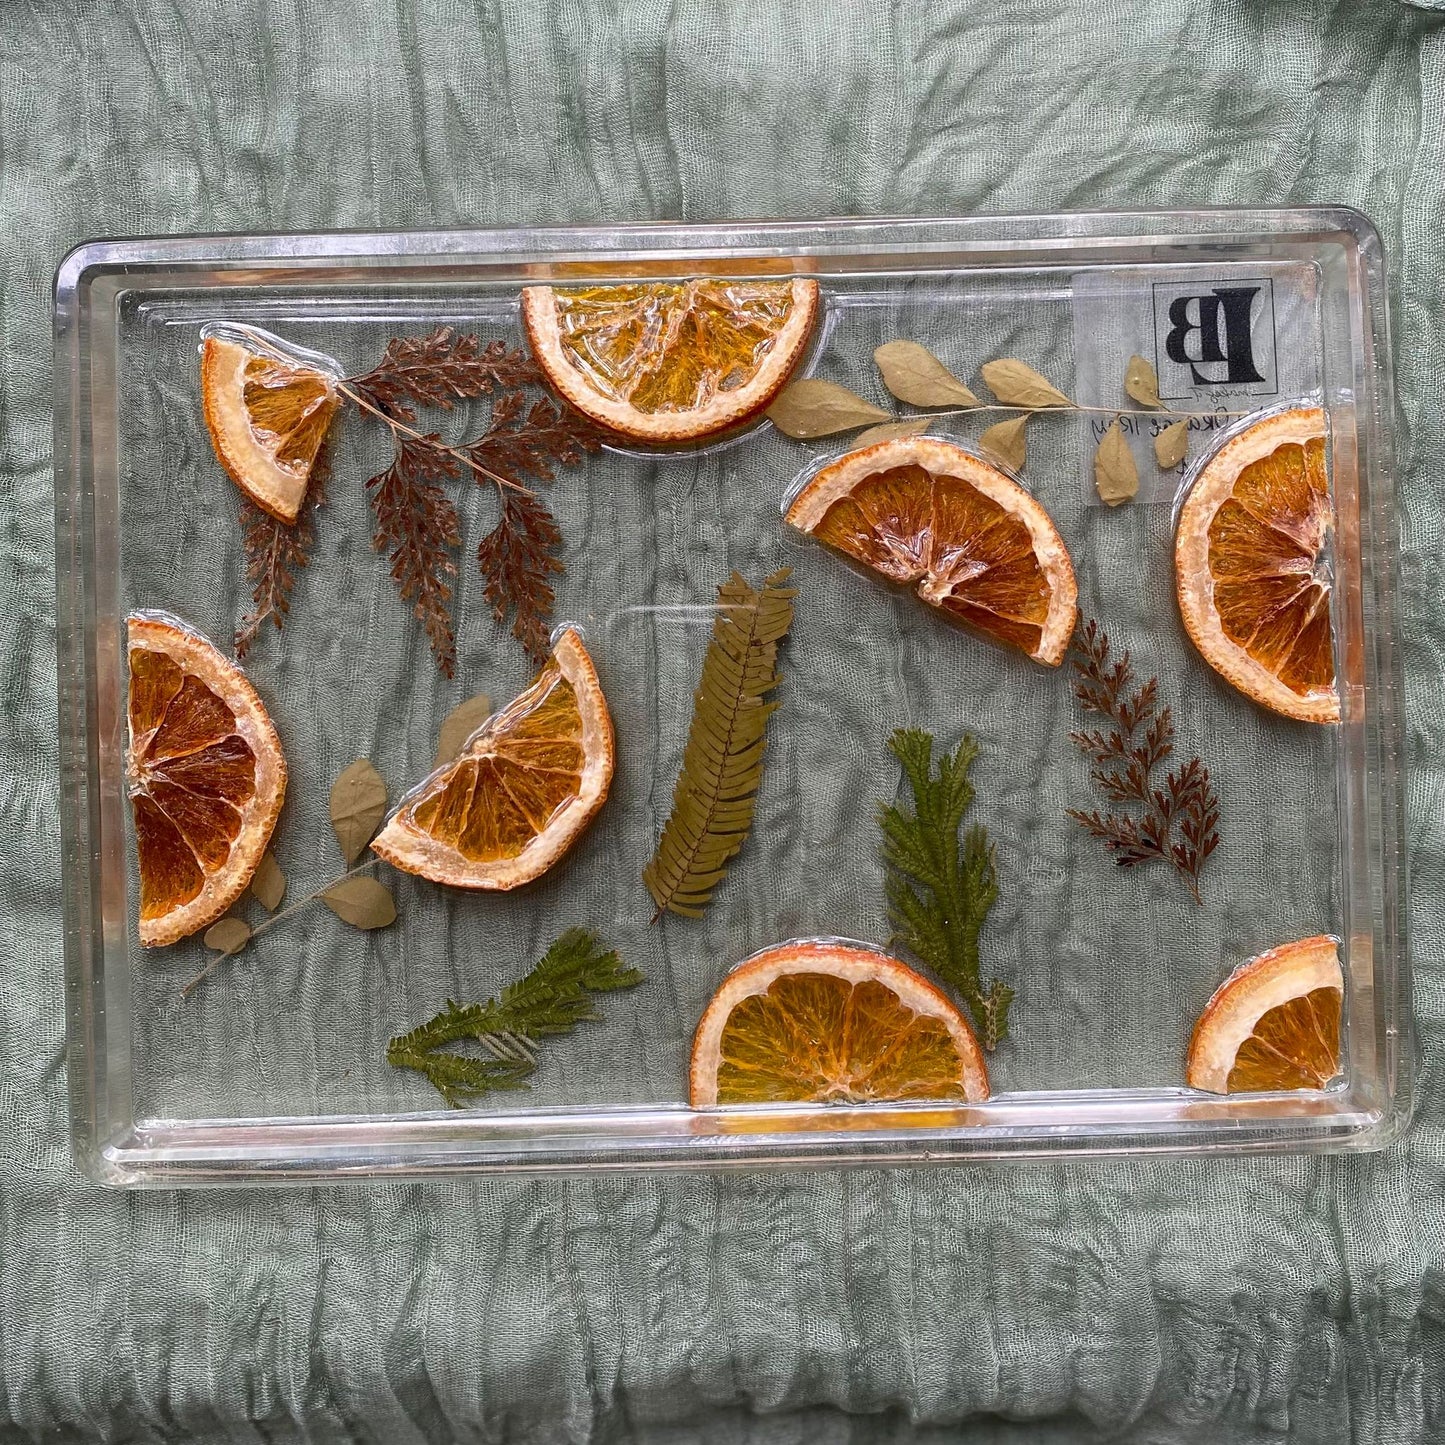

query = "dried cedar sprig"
(387, 928), (643, 1108)
(234, 435), (331, 659)
(1065, 620), (1220, 904)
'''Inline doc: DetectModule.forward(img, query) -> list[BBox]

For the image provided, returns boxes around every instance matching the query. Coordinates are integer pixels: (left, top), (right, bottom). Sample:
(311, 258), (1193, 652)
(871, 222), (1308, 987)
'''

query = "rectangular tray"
(56, 212), (1410, 1186)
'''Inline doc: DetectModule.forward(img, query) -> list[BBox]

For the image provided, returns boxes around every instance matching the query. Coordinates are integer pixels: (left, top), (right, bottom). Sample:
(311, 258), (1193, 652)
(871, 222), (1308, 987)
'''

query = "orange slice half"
(690, 941), (990, 1107)
(1186, 935), (1343, 1093)
(1175, 407), (1338, 723)
(127, 613), (287, 946)
(370, 628), (614, 889)
(201, 333), (339, 524)
(521, 278), (819, 444)
(785, 436), (1078, 665)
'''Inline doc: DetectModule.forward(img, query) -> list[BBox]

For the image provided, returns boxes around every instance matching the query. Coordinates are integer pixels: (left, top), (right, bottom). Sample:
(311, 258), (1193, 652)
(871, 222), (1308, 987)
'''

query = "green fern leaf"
(644, 568), (797, 919)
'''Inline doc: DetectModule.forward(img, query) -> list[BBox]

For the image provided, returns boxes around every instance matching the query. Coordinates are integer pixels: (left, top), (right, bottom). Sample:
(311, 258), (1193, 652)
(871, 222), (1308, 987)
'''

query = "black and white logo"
(1151, 278), (1277, 401)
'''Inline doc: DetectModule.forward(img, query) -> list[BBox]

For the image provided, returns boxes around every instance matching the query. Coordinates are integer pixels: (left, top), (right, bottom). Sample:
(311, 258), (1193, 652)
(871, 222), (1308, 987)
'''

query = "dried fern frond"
(643, 568), (797, 920)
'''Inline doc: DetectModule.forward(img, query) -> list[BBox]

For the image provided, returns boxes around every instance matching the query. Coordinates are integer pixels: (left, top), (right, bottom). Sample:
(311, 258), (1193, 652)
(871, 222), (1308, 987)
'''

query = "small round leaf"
(874, 341), (980, 408)
(321, 876), (397, 930)
(329, 760), (389, 865)
(765, 379), (890, 439)
(203, 918), (252, 956)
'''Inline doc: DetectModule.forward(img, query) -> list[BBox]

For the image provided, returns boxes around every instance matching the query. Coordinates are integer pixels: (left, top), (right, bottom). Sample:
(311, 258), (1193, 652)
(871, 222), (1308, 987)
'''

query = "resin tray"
(56, 212), (1410, 1186)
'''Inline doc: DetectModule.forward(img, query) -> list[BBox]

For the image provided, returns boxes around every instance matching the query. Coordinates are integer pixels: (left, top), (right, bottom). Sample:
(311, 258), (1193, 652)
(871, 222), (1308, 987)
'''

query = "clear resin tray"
(56, 212), (1410, 1186)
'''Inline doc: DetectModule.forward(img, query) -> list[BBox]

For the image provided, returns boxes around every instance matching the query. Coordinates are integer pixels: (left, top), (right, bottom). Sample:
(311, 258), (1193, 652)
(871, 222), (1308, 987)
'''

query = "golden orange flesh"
(408, 662), (583, 864)
(552, 280), (800, 415)
(1225, 986), (1342, 1092)
(715, 972), (972, 1105)
(369, 627), (614, 891)
(810, 462), (1055, 657)
(128, 647), (258, 921)
(1206, 436), (1333, 699)
(240, 354), (336, 469)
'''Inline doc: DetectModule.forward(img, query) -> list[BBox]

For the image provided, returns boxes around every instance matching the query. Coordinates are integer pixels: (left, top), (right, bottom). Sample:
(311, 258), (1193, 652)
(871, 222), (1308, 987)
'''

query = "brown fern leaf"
(348, 329), (542, 423)
(477, 489), (564, 662)
(467, 393), (604, 483)
(366, 433), (462, 677)
(1067, 620), (1220, 904)
(234, 435), (332, 659)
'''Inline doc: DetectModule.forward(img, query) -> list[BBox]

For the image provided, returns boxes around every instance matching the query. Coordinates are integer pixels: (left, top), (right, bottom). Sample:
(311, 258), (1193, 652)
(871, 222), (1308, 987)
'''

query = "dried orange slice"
(689, 941), (990, 1107)
(785, 436), (1078, 665)
(200, 332), (339, 524)
(370, 628), (613, 889)
(127, 613), (287, 947)
(1186, 935), (1343, 1093)
(1175, 408), (1337, 723)
(521, 278), (818, 443)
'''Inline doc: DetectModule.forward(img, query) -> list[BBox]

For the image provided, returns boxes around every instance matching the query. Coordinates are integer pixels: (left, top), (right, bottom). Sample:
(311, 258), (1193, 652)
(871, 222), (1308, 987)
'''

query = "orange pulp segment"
(690, 941), (989, 1107)
(127, 613), (287, 946)
(1186, 935), (1343, 1093)
(369, 627), (614, 889)
(784, 436), (1078, 665)
(521, 279), (819, 443)
(1175, 408), (1337, 723)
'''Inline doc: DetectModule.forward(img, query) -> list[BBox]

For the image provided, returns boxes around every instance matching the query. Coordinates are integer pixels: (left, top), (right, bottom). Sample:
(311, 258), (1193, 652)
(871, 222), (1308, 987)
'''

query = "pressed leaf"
(855, 418), (931, 448)
(1155, 419), (1189, 470)
(330, 760), (389, 864)
(1094, 420), (1140, 506)
(874, 341), (980, 408)
(435, 694), (492, 767)
(978, 415), (1028, 472)
(203, 918), (252, 956)
(1125, 354), (1162, 409)
(386, 928), (642, 1107)
(643, 568), (796, 919)
(979, 359), (1072, 409)
(321, 876), (397, 930)
(766, 380), (889, 439)
(250, 851), (286, 911)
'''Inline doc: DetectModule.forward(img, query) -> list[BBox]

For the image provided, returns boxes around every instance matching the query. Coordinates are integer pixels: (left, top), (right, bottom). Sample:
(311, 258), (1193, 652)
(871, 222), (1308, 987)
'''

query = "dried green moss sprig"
(643, 568), (796, 920)
(880, 729), (1011, 1051)
(387, 929), (642, 1107)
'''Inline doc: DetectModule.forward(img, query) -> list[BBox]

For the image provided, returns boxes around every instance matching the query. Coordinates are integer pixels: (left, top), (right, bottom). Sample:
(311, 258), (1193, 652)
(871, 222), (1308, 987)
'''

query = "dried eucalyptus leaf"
(1154, 419), (1189, 471)
(1124, 354), (1162, 409)
(765, 379), (890, 439)
(874, 341), (980, 408)
(329, 760), (389, 864)
(854, 418), (931, 448)
(321, 877), (397, 930)
(203, 917), (252, 956)
(435, 694), (492, 767)
(1094, 420), (1140, 506)
(979, 415), (1029, 472)
(979, 359), (1072, 409)
(250, 851), (286, 912)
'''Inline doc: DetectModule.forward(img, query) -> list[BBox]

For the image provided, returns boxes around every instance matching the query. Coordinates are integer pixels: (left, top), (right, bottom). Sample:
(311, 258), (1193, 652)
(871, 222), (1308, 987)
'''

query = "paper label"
(1071, 262), (1322, 505)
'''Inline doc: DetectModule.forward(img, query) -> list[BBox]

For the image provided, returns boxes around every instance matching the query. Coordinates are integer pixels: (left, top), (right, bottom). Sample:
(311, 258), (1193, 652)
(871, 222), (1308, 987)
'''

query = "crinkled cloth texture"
(4, 1), (1445, 1442)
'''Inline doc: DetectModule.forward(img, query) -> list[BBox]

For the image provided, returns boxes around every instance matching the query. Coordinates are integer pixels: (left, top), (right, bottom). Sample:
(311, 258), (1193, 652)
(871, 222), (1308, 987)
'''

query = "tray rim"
(55, 208), (1412, 1187)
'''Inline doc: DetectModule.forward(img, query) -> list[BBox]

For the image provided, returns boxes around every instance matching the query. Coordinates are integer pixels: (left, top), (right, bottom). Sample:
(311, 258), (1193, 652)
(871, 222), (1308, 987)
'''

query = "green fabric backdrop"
(5, 1), (1444, 1440)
